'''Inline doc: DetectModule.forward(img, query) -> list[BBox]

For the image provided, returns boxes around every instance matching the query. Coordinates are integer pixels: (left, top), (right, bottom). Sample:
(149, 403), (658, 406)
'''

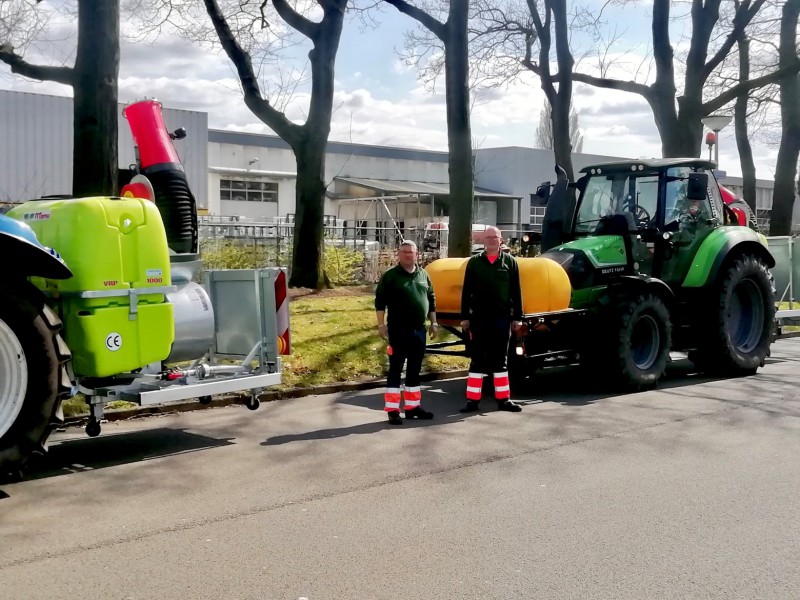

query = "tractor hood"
(541, 235), (630, 290)
(0, 214), (73, 279)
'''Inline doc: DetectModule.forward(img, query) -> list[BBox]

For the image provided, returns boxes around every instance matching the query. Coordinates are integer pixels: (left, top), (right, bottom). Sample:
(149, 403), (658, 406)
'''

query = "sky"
(0, 0), (784, 180)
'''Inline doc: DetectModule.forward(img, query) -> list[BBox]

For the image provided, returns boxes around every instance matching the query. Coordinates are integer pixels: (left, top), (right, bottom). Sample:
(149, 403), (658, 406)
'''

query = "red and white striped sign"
(275, 269), (291, 355)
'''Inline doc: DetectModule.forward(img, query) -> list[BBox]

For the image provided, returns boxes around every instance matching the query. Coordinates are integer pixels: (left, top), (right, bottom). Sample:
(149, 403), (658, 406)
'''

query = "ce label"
(105, 333), (122, 352)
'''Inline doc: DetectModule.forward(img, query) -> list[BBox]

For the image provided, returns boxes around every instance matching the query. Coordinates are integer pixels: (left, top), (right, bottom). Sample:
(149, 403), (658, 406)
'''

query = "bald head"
(484, 226), (502, 255)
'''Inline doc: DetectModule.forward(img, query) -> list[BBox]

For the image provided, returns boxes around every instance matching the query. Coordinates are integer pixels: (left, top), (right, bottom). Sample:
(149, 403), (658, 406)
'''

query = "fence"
(198, 221), (535, 284)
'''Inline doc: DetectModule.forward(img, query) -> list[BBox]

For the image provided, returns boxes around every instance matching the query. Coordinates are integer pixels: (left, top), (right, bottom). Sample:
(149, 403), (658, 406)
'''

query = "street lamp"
(701, 114), (733, 169)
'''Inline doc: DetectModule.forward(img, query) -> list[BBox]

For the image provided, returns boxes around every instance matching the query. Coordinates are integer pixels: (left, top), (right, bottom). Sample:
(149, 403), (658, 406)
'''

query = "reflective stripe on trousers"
(384, 388), (401, 411)
(493, 372), (510, 400)
(466, 372), (483, 400)
(403, 386), (421, 409)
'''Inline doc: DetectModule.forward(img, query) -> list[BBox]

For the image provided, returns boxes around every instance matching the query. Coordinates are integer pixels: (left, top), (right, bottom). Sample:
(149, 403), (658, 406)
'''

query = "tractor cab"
(541, 159), (727, 291)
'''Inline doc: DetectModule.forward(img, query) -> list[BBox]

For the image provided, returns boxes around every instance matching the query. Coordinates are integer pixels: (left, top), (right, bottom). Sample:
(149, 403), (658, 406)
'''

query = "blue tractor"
(0, 215), (73, 478)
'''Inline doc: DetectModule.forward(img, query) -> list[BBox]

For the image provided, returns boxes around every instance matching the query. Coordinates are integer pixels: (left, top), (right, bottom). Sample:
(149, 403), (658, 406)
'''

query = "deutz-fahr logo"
(600, 266), (625, 275)
(22, 211), (51, 221)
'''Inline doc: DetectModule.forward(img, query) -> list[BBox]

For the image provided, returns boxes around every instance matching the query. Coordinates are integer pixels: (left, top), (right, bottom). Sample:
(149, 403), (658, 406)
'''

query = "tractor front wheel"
(0, 284), (71, 481)
(595, 292), (672, 391)
(692, 254), (774, 375)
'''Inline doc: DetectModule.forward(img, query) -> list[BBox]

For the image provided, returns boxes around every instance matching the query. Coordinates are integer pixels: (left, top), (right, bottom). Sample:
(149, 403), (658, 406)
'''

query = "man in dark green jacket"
(375, 241), (439, 425)
(460, 226), (523, 413)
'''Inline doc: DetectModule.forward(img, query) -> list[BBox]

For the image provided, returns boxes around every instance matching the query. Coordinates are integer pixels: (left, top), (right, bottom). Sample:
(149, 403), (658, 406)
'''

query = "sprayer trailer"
(426, 158), (777, 392)
(0, 99), (289, 480)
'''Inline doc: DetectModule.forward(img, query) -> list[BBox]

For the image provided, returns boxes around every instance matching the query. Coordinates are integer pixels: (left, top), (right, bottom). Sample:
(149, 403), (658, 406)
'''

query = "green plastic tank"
(7, 196), (175, 377)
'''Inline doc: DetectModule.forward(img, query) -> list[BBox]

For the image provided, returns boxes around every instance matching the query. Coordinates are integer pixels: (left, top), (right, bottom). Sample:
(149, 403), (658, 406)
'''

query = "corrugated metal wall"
(0, 90), (73, 201)
(0, 90), (208, 207)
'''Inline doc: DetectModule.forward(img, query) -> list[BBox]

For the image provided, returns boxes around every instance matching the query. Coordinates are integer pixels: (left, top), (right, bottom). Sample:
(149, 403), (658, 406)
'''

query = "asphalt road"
(1, 340), (799, 600)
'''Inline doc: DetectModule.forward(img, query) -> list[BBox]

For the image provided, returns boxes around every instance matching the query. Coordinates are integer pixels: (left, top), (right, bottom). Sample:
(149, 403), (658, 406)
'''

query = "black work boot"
(387, 410), (403, 425)
(405, 406), (434, 420)
(460, 400), (480, 413)
(497, 400), (522, 412)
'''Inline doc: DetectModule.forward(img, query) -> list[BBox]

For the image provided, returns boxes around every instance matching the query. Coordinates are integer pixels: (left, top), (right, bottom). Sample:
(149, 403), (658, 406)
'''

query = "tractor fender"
(609, 275), (675, 308)
(0, 214), (72, 280)
(682, 227), (775, 289)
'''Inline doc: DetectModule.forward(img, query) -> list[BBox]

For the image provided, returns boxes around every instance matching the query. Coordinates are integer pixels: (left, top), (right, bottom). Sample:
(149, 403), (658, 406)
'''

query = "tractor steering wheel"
(633, 205), (652, 228)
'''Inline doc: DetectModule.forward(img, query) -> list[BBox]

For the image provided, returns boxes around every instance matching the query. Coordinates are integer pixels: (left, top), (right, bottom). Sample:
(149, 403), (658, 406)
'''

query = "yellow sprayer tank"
(425, 256), (572, 322)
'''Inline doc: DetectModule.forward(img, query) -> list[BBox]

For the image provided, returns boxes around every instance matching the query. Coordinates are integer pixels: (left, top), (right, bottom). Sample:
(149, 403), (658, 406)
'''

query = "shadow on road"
(262, 381), (527, 446)
(508, 356), (722, 406)
(261, 355), (767, 447)
(23, 428), (235, 482)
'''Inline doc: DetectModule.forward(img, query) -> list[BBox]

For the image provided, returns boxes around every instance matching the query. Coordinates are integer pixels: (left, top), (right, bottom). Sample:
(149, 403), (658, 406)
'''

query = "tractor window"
(664, 167), (713, 226)
(575, 172), (659, 233)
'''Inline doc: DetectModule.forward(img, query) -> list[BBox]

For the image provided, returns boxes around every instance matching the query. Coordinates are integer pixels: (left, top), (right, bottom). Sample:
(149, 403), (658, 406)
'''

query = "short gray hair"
(399, 240), (417, 251)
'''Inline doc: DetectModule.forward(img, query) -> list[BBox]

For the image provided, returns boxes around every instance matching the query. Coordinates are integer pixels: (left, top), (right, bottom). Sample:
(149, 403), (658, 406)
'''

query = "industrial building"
(1, 89), (794, 236)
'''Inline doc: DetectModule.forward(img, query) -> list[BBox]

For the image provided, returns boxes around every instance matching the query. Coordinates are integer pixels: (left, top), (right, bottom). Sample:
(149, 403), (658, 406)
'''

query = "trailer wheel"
(692, 254), (774, 375)
(597, 292), (672, 391)
(85, 420), (102, 438)
(246, 394), (260, 411)
(0, 284), (71, 481)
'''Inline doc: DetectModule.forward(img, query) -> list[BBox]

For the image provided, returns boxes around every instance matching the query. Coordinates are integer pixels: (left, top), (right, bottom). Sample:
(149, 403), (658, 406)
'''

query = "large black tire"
(691, 254), (775, 376)
(0, 283), (71, 481)
(591, 292), (672, 391)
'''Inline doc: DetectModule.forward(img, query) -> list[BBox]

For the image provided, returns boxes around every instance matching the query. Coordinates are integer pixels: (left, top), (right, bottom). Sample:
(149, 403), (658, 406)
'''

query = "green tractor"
(506, 158), (775, 390)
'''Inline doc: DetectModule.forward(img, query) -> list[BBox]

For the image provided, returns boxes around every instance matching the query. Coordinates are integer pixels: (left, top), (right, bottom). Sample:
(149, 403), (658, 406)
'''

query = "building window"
(220, 179), (278, 202)
(530, 202), (546, 232)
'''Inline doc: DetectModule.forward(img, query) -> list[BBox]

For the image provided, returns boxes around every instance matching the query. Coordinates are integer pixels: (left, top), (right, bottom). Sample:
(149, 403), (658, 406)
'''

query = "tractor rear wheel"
(0, 283), (71, 481)
(594, 292), (672, 391)
(691, 254), (774, 375)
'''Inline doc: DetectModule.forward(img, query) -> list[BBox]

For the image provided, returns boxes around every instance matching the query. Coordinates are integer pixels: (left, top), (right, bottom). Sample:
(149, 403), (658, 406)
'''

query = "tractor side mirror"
(541, 179), (570, 252)
(535, 182), (551, 201)
(170, 127), (187, 140)
(687, 172), (708, 201)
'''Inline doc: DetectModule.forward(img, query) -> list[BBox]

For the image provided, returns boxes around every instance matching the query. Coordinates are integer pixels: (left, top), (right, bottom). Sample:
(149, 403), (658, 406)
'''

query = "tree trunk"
(550, 102), (573, 180)
(444, 0), (473, 258)
(72, 0), (120, 197)
(550, 0), (575, 182)
(289, 134), (327, 288)
(672, 98), (705, 158)
(734, 37), (757, 212)
(285, 2), (344, 288)
(770, 0), (800, 236)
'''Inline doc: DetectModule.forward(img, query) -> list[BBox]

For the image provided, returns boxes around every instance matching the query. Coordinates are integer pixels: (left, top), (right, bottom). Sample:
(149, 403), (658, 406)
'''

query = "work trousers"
(384, 326), (426, 412)
(466, 318), (511, 401)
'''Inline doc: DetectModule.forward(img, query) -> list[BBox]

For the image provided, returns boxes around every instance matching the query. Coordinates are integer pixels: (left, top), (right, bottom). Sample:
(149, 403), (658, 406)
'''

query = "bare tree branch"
(703, 60), (800, 113)
(0, 47), (73, 85)
(382, 0), (446, 39)
(203, 0), (297, 143)
(570, 70), (652, 98)
(701, 0), (766, 83)
(271, 0), (319, 40)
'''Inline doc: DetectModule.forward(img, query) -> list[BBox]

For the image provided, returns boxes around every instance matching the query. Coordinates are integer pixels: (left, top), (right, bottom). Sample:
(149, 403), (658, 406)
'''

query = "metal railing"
(197, 221), (537, 283)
